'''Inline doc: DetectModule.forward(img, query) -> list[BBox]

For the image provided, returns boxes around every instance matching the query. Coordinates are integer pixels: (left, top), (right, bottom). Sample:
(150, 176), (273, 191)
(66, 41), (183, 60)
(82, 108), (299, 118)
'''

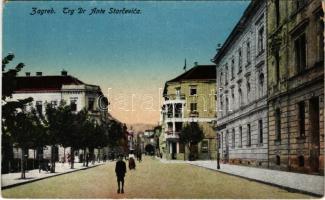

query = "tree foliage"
(179, 122), (204, 160)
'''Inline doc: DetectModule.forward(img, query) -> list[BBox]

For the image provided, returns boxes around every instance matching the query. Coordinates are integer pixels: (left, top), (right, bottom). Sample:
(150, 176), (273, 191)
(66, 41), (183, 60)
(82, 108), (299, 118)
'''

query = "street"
(2, 157), (313, 199)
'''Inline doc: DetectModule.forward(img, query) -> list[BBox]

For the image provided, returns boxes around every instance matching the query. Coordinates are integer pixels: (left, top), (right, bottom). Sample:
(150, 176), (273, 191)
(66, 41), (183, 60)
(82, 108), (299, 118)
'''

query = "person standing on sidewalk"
(115, 155), (126, 194)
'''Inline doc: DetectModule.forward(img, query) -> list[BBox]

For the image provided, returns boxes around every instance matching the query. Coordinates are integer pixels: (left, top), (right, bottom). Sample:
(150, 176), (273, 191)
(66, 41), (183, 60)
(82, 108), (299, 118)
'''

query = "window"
(220, 71), (223, 85)
(70, 99), (77, 111)
(247, 79), (251, 94)
(175, 87), (181, 97)
(226, 97), (229, 114)
(247, 124), (251, 147)
(231, 59), (235, 79)
(225, 64), (228, 85)
(239, 126), (242, 147)
(275, 51), (280, 82)
(190, 86), (197, 96)
(275, 0), (280, 27)
(88, 98), (95, 111)
(50, 100), (57, 108)
(36, 101), (42, 114)
(298, 101), (305, 137)
(294, 33), (306, 73)
(246, 41), (251, 64)
(259, 119), (263, 144)
(238, 88), (243, 106)
(238, 48), (242, 72)
(259, 73), (264, 97)
(231, 87), (235, 99)
(317, 11), (324, 62)
(258, 27), (264, 54)
(275, 108), (281, 141)
(201, 140), (208, 153)
(220, 95), (224, 115)
(217, 133), (221, 149)
(232, 128), (235, 148)
(190, 103), (197, 112)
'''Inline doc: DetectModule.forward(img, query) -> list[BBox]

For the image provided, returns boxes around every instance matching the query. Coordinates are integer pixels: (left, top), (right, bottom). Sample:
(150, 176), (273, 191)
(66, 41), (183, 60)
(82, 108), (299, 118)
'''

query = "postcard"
(1, 0), (324, 199)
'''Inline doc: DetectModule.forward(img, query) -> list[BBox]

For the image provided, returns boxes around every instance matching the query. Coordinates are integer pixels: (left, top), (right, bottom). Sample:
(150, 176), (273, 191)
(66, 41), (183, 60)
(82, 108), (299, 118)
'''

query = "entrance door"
(171, 142), (177, 160)
(309, 97), (320, 173)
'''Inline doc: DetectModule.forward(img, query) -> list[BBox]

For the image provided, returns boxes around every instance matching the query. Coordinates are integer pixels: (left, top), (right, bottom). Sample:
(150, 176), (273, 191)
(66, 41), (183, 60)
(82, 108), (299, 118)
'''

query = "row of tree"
(2, 54), (126, 178)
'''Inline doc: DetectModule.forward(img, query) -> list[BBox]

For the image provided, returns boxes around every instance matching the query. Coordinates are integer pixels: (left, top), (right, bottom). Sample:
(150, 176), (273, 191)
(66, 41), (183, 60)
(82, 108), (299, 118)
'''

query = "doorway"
(171, 142), (177, 160)
(309, 97), (320, 173)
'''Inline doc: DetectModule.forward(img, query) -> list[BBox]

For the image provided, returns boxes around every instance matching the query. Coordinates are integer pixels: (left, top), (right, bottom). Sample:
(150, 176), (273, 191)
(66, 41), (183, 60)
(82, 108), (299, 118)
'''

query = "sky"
(3, 1), (250, 125)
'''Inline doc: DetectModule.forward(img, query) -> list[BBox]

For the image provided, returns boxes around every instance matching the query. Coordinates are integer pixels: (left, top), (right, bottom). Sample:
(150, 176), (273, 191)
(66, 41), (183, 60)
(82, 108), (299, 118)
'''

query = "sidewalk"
(1, 162), (105, 189)
(190, 160), (324, 197)
(158, 158), (324, 196)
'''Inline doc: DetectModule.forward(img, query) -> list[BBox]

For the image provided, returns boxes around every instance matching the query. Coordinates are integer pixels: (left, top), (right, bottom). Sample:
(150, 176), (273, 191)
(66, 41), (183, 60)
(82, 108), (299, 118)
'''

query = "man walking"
(115, 155), (126, 194)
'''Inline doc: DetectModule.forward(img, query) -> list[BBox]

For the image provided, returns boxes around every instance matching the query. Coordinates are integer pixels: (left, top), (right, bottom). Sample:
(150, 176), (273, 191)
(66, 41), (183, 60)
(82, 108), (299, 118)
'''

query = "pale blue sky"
(3, 1), (250, 124)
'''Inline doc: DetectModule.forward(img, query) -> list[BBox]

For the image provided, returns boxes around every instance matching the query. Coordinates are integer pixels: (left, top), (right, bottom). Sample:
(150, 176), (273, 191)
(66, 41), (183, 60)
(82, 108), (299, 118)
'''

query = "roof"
(14, 75), (84, 92)
(167, 65), (216, 83)
(163, 65), (216, 95)
(212, 0), (264, 65)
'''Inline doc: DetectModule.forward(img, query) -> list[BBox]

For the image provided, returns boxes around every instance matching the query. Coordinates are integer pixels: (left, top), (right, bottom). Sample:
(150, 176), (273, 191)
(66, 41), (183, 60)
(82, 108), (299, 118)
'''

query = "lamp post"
(216, 133), (220, 169)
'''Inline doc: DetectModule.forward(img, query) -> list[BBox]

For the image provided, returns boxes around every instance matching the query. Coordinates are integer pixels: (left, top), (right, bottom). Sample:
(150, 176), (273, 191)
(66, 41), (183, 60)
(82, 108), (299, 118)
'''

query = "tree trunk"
(83, 148), (86, 167)
(50, 145), (56, 173)
(90, 148), (95, 165)
(70, 147), (75, 169)
(20, 148), (26, 179)
(97, 148), (100, 163)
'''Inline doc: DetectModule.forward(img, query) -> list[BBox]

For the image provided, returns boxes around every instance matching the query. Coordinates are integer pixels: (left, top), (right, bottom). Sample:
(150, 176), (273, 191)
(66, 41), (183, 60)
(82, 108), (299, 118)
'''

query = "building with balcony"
(161, 64), (217, 160)
(9, 70), (109, 162)
(267, 0), (324, 174)
(212, 0), (268, 168)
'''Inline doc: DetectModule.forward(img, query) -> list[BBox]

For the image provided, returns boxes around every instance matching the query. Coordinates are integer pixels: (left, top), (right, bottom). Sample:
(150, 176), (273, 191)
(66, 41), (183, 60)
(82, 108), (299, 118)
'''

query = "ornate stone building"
(267, 0), (324, 174)
(212, 0), (268, 167)
(160, 64), (217, 160)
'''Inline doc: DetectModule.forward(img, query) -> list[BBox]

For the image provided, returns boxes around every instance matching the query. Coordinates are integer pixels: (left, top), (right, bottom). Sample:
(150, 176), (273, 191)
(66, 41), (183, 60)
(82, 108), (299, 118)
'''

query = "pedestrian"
(103, 154), (107, 162)
(129, 157), (136, 170)
(115, 155), (126, 194)
(138, 151), (142, 162)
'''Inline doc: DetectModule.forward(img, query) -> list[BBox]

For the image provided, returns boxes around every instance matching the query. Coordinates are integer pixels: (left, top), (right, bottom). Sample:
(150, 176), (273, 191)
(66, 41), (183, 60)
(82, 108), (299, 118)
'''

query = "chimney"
(25, 72), (31, 77)
(36, 72), (42, 76)
(61, 70), (68, 76)
(194, 62), (198, 66)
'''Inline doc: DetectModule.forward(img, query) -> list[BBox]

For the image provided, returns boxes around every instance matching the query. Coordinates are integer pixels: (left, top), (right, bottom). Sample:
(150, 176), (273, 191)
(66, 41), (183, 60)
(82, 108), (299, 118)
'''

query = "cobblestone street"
(2, 157), (313, 199)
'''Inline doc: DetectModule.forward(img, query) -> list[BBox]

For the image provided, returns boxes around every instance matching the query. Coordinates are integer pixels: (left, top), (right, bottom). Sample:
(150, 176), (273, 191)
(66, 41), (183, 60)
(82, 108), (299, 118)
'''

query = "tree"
(2, 53), (37, 176)
(179, 123), (204, 161)
(8, 109), (44, 178)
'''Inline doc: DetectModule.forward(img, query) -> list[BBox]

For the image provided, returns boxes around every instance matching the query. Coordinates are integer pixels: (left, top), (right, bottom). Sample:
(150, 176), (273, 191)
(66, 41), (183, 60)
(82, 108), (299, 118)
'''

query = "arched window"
(259, 73), (264, 97)
(238, 88), (243, 106)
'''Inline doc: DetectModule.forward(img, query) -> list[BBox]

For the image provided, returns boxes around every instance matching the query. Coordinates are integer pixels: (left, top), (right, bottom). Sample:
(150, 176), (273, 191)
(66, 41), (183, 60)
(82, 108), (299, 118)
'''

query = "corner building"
(212, 0), (268, 167)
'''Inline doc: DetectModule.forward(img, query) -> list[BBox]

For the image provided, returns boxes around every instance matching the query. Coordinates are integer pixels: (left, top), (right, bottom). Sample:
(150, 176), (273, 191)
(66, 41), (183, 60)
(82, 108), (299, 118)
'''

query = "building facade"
(213, 0), (268, 167)
(10, 71), (109, 162)
(267, 0), (324, 174)
(161, 64), (217, 160)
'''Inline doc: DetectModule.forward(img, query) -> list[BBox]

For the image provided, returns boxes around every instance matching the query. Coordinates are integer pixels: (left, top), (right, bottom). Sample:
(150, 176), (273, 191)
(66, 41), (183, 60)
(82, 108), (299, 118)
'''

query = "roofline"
(211, 0), (265, 65)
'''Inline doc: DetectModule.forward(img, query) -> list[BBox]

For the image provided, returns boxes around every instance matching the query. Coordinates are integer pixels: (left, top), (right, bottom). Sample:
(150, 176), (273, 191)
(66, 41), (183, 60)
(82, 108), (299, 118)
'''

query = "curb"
(188, 163), (323, 198)
(1, 163), (104, 190)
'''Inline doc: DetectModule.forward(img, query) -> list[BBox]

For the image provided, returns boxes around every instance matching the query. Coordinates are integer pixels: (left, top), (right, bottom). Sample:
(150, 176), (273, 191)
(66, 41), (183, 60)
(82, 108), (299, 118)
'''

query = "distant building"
(267, 0), (324, 174)
(9, 70), (109, 162)
(161, 64), (217, 160)
(212, 0), (268, 167)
